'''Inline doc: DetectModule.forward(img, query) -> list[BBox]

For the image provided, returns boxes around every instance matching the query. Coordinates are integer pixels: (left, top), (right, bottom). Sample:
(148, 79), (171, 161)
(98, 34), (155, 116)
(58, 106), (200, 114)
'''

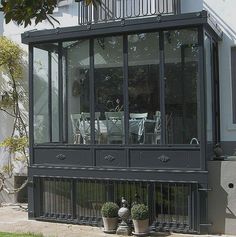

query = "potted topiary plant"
(101, 202), (119, 233)
(131, 204), (149, 236)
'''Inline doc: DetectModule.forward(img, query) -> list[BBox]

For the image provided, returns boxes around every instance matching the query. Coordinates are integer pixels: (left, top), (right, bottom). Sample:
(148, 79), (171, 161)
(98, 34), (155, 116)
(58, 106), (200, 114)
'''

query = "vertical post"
(213, 42), (220, 143)
(90, 38), (96, 164)
(159, 31), (166, 144)
(28, 44), (34, 165)
(188, 184), (192, 230)
(123, 34), (129, 145)
(71, 179), (76, 219)
(28, 45), (35, 219)
(174, 0), (181, 14)
(58, 42), (64, 142)
(48, 52), (52, 142)
(148, 183), (155, 227)
(198, 26), (207, 170)
(64, 47), (69, 143)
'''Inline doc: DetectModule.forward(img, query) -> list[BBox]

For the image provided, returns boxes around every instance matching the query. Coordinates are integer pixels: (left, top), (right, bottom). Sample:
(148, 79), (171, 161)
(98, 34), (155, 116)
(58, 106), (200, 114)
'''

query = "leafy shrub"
(101, 202), (119, 218)
(131, 204), (149, 220)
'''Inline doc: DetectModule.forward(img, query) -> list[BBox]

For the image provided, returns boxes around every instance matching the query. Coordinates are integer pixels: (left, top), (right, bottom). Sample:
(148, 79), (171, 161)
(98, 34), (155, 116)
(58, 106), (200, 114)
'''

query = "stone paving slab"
(0, 204), (234, 237)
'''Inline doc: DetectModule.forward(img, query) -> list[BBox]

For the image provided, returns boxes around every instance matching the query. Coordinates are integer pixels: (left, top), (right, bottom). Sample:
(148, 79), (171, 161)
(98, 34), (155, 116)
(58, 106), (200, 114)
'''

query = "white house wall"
(0, 12), (3, 35)
(181, 0), (203, 13)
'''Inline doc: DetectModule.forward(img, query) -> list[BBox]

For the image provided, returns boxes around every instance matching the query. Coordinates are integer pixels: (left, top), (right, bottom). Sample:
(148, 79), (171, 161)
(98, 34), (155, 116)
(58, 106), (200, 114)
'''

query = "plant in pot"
(131, 204), (150, 236)
(101, 202), (119, 233)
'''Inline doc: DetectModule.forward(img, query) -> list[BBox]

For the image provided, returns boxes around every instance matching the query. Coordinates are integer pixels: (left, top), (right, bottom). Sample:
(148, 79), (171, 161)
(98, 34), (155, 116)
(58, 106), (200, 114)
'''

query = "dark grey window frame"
(25, 11), (222, 172)
(231, 46), (236, 124)
(205, 31), (220, 143)
(31, 28), (202, 147)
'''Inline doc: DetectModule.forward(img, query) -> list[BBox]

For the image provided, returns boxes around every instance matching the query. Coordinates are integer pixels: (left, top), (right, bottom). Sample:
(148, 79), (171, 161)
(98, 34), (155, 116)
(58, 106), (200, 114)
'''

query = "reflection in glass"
(63, 40), (90, 144)
(33, 47), (49, 143)
(164, 29), (199, 144)
(51, 52), (59, 142)
(94, 36), (124, 144)
(128, 33), (160, 144)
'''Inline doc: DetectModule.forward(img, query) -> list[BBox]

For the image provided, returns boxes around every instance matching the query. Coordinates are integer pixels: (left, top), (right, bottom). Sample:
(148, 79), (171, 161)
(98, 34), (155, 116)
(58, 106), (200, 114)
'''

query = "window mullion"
(90, 38), (95, 144)
(58, 42), (64, 142)
(123, 34), (129, 144)
(159, 31), (166, 145)
(48, 52), (52, 142)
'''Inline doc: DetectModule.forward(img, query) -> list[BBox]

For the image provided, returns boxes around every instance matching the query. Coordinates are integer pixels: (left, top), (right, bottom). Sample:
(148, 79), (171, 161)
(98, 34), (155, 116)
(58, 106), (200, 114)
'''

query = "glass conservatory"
(22, 7), (222, 233)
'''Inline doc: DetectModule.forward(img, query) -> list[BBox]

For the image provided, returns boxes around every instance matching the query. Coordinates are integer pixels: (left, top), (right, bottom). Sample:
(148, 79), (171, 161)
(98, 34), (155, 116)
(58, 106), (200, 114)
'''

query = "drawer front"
(130, 150), (200, 169)
(34, 148), (92, 166)
(95, 149), (126, 167)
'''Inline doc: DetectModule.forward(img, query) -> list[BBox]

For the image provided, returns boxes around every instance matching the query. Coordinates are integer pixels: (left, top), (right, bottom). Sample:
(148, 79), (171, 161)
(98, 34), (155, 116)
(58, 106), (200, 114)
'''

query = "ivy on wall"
(0, 36), (28, 193)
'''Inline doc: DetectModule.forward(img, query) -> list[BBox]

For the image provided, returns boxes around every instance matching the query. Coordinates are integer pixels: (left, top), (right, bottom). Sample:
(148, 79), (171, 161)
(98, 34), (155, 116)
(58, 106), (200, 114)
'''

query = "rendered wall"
(0, 12), (3, 35)
(181, 0), (203, 13)
(208, 160), (236, 235)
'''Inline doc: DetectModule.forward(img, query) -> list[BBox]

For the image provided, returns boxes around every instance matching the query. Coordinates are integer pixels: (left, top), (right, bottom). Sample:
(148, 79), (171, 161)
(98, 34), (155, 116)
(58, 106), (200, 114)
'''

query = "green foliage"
(0, 136), (28, 154)
(0, 36), (28, 177)
(2, 164), (14, 174)
(101, 202), (119, 218)
(0, 232), (44, 237)
(0, 36), (24, 80)
(0, 93), (14, 109)
(131, 204), (149, 220)
(0, 0), (101, 27)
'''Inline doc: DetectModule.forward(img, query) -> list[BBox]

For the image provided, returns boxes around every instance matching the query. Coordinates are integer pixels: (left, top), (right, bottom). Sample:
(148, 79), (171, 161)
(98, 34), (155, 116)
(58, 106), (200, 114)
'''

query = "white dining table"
(79, 119), (156, 137)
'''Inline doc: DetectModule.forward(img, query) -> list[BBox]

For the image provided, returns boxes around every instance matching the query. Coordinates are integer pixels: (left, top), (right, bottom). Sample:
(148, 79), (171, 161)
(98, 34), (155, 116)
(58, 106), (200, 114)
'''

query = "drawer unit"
(130, 149), (200, 169)
(34, 148), (92, 166)
(95, 149), (126, 167)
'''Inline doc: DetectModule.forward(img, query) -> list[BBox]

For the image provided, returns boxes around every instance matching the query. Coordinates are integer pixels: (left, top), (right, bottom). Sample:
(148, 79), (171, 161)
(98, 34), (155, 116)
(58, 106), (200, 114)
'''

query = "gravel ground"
(0, 204), (234, 237)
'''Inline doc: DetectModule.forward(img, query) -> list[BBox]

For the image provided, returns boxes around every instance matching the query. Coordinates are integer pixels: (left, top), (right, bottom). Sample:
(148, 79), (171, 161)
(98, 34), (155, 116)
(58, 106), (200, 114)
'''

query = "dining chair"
(153, 111), (161, 144)
(81, 112), (101, 144)
(70, 113), (82, 144)
(105, 111), (124, 144)
(129, 112), (148, 144)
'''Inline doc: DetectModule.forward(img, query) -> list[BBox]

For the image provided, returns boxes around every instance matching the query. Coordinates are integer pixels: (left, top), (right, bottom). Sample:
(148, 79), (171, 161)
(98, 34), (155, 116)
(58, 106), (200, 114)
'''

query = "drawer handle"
(158, 155), (170, 163)
(56, 154), (66, 160)
(104, 155), (115, 162)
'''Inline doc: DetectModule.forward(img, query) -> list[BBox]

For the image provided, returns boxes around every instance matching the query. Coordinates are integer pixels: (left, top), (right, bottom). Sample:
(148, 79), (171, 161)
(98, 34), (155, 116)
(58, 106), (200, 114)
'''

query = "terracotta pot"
(102, 217), (118, 233)
(132, 219), (149, 235)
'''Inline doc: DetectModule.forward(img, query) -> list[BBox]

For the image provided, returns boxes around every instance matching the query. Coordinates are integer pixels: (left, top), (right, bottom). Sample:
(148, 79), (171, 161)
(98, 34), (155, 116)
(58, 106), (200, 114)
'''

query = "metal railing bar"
(174, 183), (178, 226)
(166, 0), (169, 14)
(160, 183), (163, 223)
(167, 183), (170, 225)
(38, 178), (195, 232)
(78, 0), (179, 25)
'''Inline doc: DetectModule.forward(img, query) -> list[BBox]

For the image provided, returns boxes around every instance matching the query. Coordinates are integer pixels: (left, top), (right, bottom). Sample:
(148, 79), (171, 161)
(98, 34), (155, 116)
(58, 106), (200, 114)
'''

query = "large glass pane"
(205, 34), (213, 142)
(63, 40), (90, 144)
(33, 44), (59, 144)
(51, 52), (59, 142)
(128, 33), (160, 144)
(94, 36), (123, 144)
(164, 29), (199, 144)
(33, 47), (49, 143)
